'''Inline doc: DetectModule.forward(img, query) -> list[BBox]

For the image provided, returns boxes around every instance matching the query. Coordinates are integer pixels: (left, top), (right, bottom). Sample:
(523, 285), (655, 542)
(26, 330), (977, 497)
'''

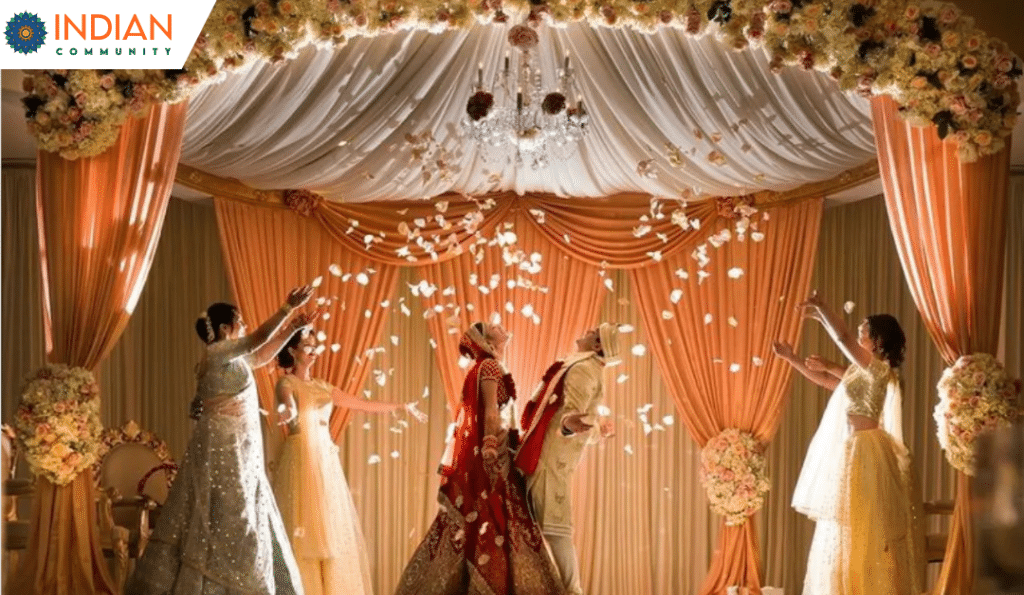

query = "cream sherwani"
(524, 352), (604, 594)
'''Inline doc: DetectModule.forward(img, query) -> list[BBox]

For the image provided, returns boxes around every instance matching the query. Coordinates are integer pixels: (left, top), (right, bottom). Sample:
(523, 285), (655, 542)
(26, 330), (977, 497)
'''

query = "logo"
(5, 12), (47, 54)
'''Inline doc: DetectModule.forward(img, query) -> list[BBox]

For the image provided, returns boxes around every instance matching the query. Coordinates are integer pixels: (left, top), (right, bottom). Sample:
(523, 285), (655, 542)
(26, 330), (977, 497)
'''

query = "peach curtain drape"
(213, 199), (400, 443)
(872, 96), (1012, 595)
(9, 102), (187, 595)
(631, 199), (824, 594)
(214, 192), (818, 592)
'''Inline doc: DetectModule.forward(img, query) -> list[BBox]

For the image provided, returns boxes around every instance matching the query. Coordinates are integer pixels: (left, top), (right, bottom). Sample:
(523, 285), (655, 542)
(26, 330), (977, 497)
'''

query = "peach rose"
(507, 24), (539, 50)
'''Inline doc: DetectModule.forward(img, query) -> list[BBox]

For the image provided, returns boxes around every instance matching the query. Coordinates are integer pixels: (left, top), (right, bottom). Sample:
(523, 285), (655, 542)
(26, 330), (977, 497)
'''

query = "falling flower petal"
(729, 363), (741, 373)
(727, 267), (744, 279)
(844, 301), (855, 314)
(751, 231), (765, 242)
(604, 278), (615, 291)
(631, 344), (647, 357)
(752, 356), (764, 366)
(314, 345), (326, 355)
(616, 374), (630, 384)
(624, 444), (634, 455)
(316, 331), (328, 342)
(728, 316), (738, 327)
(661, 310), (674, 320)
(633, 224), (652, 238)
(597, 405), (612, 416)
(329, 264), (343, 277)
(704, 313), (713, 325)
(662, 415), (674, 426)
(356, 273), (370, 285)
(311, 276), (323, 288)
(670, 289), (683, 304)
(618, 324), (635, 333)
(368, 454), (381, 465)
(390, 450), (400, 459)
(331, 343), (341, 352)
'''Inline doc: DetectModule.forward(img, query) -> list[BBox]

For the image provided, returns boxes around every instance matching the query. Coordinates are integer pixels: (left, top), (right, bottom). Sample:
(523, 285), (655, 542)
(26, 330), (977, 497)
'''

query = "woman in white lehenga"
(272, 329), (426, 595)
(773, 293), (925, 595)
(126, 286), (318, 595)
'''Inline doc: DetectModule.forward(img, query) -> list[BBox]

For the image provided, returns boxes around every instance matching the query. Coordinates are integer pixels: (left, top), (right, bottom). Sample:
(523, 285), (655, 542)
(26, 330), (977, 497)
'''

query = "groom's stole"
(515, 360), (571, 476)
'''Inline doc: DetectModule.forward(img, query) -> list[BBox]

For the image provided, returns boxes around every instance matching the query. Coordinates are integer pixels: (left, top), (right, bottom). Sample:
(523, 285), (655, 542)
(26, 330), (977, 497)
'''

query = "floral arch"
(21, 0), (1022, 163)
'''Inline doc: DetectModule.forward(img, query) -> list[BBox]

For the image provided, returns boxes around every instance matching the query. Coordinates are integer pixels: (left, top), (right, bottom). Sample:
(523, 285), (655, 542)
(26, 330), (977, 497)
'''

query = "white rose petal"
(311, 276), (323, 288)
(751, 231), (765, 242)
(752, 356), (764, 366)
(597, 405), (612, 417)
(356, 273), (370, 285)
(631, 344), (647, 357)
(844, 301), (855, 314)
(368, 454), (381, 465)
(624, 444), (634, 455)
(662, 415), (674, 426)
(729, 363), (741, 373)
(390, 450), (400, 459)
(670, 289), (684, 304)
(331, 343), (341, 352)
(704, 313), (713, 325)
(727, 267), (744, 279)
(618, 324), (635, 333)
(728, 316), (738, 327)
(329, 264), (343, 276)
(661, 310), (674, 320)
(616, 374), (630, 384)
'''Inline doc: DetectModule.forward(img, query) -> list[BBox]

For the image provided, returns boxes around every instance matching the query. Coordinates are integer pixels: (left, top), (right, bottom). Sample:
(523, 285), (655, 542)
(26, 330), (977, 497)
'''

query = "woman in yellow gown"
(272, 329), (426, 595)
(774, 293), (925, 595)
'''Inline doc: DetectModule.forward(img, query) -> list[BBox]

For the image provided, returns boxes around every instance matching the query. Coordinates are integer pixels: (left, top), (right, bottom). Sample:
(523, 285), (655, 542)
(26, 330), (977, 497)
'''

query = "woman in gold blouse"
(773, 293), (925, 595)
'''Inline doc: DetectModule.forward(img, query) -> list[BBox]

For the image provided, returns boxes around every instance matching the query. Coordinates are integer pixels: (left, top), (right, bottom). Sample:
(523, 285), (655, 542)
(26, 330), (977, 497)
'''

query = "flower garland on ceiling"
(20, 0), (1021, 162)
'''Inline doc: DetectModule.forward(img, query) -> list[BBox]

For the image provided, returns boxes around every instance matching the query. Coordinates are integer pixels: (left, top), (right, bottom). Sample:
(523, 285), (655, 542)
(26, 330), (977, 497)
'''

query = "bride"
(272, 329), (426, 595)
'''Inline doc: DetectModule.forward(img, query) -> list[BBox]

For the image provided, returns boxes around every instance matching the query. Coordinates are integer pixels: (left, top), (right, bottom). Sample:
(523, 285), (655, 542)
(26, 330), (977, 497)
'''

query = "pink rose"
(994, 74), (1012, 89)
(507, 24), (539, 50)
(224, 12), (238, 26)
(255, 1), (271, 17)
(35, 112), (50, 125)
(99, 74), (115, 89)
(911, 75), (929, 89)
(280, 0), (296, 14)
(949, 96), (968, 114)
(65, 452), (81, 467)
(601, 5), (617, 25)
(966, 36), (981, 50)
(939, 6), (959, 24)
(326, 0), (340, 11)
(771, 0), (793, 13)
(905, 5), (921, 19)
(925, 43), (942, 58)
(942, 31), (959, 47)
(996, 56), (1014, 72)
(962, 55), (978, 69)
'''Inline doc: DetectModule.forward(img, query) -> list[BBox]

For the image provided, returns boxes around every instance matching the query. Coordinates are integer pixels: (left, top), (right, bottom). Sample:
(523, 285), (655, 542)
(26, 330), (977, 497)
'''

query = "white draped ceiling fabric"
(180, 23), (876, 200)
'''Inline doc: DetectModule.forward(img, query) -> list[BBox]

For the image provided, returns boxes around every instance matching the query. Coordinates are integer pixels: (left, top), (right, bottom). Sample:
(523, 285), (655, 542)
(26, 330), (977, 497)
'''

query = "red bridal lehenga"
(393, 331), (565, 595)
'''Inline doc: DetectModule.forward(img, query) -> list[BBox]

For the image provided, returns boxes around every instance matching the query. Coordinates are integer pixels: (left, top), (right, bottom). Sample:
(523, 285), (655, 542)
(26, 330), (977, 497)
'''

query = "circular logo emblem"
(5, 12), (46, 55)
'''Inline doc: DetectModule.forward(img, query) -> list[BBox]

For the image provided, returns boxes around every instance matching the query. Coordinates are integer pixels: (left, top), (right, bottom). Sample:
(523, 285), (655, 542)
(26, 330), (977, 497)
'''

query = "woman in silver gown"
(126, 286), (318, 595)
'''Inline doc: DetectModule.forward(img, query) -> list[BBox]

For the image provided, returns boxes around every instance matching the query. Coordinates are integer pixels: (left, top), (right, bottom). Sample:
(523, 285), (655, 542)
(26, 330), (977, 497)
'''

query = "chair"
(923, 499), (955, 564)
(2, 424), (33, 575)
(92, 421), (178, 592)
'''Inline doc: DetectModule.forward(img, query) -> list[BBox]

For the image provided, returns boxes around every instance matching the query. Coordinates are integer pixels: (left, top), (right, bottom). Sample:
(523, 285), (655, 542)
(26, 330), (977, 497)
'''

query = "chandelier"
(462, 24), (589, 170)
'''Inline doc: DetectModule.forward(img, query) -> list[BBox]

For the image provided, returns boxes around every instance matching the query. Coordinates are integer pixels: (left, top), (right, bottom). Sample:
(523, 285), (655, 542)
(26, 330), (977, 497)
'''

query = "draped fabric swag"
(871, 95), (1013, 595)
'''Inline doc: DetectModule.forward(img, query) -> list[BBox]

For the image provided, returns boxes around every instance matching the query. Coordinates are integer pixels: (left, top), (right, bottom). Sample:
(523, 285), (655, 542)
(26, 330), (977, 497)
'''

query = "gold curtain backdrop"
(3, 165), (1023, 594)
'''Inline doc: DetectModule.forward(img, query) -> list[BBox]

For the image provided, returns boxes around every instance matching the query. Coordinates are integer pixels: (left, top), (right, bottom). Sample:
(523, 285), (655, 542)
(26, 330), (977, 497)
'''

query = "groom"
(515, 323), (620, 595)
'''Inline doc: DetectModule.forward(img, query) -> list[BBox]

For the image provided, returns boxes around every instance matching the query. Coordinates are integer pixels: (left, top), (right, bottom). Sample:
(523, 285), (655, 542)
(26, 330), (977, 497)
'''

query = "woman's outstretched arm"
(773, 341), (840, 391)
(798, 292), (873, 369)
